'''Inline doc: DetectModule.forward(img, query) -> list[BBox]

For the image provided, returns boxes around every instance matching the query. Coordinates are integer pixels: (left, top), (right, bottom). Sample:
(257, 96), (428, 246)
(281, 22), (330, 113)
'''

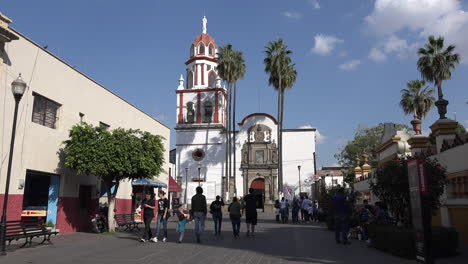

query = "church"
(175, 17), (317, 211)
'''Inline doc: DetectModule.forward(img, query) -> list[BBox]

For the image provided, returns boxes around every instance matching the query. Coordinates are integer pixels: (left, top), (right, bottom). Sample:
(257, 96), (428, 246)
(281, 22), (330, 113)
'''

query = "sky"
(2, 0), (468, 168)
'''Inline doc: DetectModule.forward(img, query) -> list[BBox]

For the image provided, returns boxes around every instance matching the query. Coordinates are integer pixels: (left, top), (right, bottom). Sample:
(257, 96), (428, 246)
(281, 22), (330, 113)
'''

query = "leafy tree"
(417, 35), (460, 119)
(400, 80), (435, 134)
(217, 44), (246, 196)
(335, 123), (410, 169)
(62, 123), (165, 231)
(370, 157), (447, 227)
(264, 39), (297, 193)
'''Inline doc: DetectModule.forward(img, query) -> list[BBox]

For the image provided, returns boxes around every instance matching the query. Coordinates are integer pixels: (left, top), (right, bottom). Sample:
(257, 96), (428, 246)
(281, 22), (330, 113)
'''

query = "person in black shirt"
(140, 193), (155, 242)
(243, 188), (258, 237)
(152, 190), (169, 242)
(191, 186), (207, 243)
(210, 195), (225, 236)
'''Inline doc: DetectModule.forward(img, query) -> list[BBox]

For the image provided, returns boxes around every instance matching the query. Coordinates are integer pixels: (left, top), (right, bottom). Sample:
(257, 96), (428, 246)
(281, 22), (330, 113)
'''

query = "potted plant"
(400, 80), (435, 135)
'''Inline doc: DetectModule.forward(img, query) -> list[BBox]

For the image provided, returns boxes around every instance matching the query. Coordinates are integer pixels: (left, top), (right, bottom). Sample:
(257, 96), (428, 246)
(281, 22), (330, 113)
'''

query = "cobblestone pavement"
(1, 213), (466, 264)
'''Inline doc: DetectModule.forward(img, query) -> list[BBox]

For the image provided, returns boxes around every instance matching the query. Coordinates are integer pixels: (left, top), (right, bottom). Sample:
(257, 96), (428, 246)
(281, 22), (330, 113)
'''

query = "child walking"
(176, 206), (192, 243)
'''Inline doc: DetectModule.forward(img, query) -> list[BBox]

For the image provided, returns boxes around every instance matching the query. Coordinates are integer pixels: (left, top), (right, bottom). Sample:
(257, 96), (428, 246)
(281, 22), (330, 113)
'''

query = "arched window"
(209, 44), (215, 56)
(187, 71), (194, 89)
(186, 102), (195, 123)
(203, 101), (213, 123)
(208, 72), (216, 88)
(190, 44), (194, 57)
(198, 43), (205, 55)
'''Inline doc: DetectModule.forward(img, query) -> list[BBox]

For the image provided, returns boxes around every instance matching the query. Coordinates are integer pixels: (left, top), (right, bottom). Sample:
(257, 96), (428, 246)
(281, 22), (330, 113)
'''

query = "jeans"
(155, 214), (168, 239)
(305, 212), (310, 222)
(335, 214), (349, 243)
(143, 216), (153, 240)
(212, 212), (222, 234)
(178, 229), (185, 241)
(194, 212), (206, 235)
(230, 214), (241, 236)
(292, 209), (299, 222)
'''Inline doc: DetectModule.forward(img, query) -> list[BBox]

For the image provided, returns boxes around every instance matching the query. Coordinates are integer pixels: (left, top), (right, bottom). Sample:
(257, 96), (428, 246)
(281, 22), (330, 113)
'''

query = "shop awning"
(131, 178), (167, 188)
(168, 176), (182, 193)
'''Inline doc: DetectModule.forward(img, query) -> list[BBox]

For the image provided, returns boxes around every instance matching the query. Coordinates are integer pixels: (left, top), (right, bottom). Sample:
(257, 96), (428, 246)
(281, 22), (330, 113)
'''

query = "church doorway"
(250, 178), (265, 209)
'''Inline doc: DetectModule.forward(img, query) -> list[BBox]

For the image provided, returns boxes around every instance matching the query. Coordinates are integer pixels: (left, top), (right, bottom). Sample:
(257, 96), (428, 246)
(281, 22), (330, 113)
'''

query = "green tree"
(264, 39), (297, 193)
(217, 44), (246, 196)
(62, 123), (165, 231)
(400, 80), (435, 134)
(335, 123), (410, 170)
(417, 35), (460, 119)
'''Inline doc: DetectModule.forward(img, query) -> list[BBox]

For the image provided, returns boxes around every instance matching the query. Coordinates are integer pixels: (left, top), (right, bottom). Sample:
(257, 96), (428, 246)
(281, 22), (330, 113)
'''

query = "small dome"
(193, 33), (217, 49)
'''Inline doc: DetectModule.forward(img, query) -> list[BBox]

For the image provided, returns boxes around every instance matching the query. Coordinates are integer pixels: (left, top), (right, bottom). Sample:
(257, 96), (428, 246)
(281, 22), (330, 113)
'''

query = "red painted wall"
(0, 194), (24, 220)
(56, 197), (98, 234)
(115, 198), (132, 214)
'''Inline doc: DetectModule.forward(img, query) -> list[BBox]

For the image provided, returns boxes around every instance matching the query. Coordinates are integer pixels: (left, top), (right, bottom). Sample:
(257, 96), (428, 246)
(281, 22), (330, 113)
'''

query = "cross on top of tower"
(202, 16), (207, 34)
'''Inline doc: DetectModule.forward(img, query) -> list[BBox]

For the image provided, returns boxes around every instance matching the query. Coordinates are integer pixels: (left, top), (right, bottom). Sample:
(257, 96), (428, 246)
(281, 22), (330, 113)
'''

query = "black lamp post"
(184, 168), (188, 205)
(297, 165), (302, 194)
(197, 164), (201, 187)
(1, 74), (27, 256)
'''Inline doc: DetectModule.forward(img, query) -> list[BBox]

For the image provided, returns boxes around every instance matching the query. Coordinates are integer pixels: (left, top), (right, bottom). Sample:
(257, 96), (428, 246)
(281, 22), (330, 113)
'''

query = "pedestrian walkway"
(2, 213), (467, 264)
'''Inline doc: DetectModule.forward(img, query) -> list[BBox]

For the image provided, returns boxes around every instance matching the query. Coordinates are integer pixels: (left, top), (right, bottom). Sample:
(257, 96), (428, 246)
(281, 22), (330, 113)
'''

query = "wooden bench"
(115, 214), (141, 231)
(5, 220), (59, 248)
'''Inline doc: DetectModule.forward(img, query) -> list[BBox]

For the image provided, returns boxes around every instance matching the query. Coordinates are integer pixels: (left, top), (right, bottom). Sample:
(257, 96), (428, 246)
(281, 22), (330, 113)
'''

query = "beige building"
(0, 14), (170, 233)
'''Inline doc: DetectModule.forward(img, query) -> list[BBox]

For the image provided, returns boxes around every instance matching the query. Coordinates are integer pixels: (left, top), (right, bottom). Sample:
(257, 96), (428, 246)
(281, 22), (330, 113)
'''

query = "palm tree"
(400, 80), (435, 135)
(264, 39), (297, 196)
(217, 44), (246, 197)
(417, 35), (460, 119)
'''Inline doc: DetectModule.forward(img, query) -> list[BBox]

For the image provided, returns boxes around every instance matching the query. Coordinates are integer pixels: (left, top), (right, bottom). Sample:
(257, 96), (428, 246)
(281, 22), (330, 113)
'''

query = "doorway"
(250, 178), (265, 209)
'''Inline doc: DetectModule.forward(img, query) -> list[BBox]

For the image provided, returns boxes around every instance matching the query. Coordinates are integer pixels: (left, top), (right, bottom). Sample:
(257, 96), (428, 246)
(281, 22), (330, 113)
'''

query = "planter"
(411, 119), (422, 135)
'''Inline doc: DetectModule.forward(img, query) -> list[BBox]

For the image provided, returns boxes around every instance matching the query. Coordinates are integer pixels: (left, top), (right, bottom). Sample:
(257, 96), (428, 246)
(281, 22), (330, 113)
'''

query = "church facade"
(175, 17), (317, 210)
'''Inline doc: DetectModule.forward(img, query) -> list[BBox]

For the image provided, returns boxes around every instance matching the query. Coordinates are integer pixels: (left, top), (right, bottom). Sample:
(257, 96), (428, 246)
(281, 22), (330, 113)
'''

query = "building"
(316, 167), (345, 188)
(174, 17), (317, 211)
(0, 14), (170, 233)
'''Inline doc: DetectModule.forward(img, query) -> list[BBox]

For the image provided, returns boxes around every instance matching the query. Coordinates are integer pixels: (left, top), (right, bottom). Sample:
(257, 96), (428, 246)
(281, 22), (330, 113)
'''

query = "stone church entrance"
(250, 178), (265, 209)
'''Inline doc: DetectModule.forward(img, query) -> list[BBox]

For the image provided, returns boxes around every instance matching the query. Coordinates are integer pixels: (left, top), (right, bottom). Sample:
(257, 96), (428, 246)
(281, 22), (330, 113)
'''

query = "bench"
(115, 214), (141, 231)
(5, 220), (59, 248)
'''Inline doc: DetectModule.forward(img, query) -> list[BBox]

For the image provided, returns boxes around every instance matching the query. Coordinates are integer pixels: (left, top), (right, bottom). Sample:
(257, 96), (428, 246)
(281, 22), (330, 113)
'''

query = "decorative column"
(177, 93), (184, 124)
(407, 135), (430, 156)
(201, 63), (205, 86)
(196, 92), (201, 124)
(430, 119), (459, 154)
(214, 91), (219, 123)
(195, 64), (198, 86)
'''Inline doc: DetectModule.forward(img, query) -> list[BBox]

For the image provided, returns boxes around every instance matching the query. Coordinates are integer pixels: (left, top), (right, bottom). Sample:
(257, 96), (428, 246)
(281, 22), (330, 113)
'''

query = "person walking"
(228, 197), (242, 238)
(292, 197), (300, 223)
(299, 196), (305, 221)
(302, 196), (312, 223)
(191, 186), (207, 243)
(274, 199), (281, 223)
(176, 205), (192, 243)
(312, 200), (319, 222)
(243, 188), (258, 237)
(210, 195), (225, 236)
(280, 197), (287, 223)
(152, 190), (169, 242)
(140, 193), (155, 242)
(333, 187), (350, 245)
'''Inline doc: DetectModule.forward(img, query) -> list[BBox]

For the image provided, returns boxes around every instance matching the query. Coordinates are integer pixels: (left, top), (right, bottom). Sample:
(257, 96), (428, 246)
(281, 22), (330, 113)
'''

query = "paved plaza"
(2, 213), (467, 264)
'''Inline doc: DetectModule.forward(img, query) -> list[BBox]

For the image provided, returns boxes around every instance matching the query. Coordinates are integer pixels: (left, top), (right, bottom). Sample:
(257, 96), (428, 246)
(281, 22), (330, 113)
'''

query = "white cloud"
(284, 11), (302, 20)
(312, 34), (343, 55)
(299, 125), (326, 144)
(339, 51), (348, 57)
(365, 0), (468, 64)
(368, 47), (387, 62)
(309, 0), (320, 9)
(338, 59), (361, 71)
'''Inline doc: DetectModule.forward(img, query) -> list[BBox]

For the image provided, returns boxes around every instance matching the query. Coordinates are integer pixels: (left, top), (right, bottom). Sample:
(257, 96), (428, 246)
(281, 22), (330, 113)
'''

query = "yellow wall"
(449, 207), (468, 242)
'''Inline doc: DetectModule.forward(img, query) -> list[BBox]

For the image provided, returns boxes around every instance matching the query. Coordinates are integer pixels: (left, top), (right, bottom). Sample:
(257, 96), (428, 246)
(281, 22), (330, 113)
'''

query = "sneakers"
(162, 237), (167, 242)
(151, 237), (158, 243)
(177, 240), (182, 244)
(140, 238), (146, 242)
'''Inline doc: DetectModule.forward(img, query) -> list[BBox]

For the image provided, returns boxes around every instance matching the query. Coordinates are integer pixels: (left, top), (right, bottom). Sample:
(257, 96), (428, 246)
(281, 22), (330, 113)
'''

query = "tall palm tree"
(217, 44), (245, 197)
(417, 35), (460, 119)
(400, 80), (435, 135)
(264, 39), (297, 196)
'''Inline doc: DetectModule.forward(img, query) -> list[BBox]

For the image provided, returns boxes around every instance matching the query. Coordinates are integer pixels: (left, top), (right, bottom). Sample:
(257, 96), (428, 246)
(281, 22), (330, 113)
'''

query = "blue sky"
(2, 0), (468, 168)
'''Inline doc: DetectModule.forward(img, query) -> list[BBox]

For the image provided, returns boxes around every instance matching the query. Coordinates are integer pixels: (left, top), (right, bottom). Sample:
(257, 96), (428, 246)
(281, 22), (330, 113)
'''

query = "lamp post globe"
(297, 165), (302, 193)
(11, 73), (27, 100)
(1, 74), (27, 256)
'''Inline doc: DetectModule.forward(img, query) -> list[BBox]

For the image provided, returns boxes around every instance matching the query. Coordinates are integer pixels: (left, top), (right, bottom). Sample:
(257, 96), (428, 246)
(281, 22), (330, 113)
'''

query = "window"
(187, 71), (194, 89)
(208, 72), (216, 88)
(99, 122), (110, 130)
(203, 101), (213, 123)
(32, 93), (60, 129)
(190, 44), (194, 57)
(207, 65), (211, 71)
(332, 179), (338, 185)
(186, 102), (195, 123)
(255, 150), (264, 164)
(198, 43), (205, 54)
(209, 44), (214, 55)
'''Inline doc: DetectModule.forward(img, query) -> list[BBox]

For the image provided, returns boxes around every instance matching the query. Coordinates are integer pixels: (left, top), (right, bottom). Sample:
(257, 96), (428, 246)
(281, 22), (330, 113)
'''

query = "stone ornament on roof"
(202, 16), (207, 34)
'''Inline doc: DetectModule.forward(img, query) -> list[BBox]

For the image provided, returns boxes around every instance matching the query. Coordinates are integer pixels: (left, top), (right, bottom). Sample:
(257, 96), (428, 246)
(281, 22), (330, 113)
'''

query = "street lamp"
(184, 168), (188, 205)
(1, 74), (27, 256)
(297, 165), (302, 194)
(197, 164), (201, 187)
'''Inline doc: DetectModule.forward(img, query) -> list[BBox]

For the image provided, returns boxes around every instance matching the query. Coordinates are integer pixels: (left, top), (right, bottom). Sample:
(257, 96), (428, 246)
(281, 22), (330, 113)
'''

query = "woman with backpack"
(209, 195), (225, 236)
(228, 197), (242, 237)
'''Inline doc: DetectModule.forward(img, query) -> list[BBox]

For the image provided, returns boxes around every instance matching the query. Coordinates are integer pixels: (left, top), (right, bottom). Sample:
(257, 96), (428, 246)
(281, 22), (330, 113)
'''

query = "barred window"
(32, 93), (60, 129)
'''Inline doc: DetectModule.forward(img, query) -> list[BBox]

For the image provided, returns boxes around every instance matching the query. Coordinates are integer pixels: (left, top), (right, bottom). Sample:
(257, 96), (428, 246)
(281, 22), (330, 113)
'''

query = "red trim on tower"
(201, 63), (205, 85)
(238, 113), (278, 125)
(176, 88), (226, 99)
(214, 91), (219, 123)
(178, 93), (184, 124)
(185, 56), (217, 65)
(196, 92), (201, 124)
(195, 64), (198, 86)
